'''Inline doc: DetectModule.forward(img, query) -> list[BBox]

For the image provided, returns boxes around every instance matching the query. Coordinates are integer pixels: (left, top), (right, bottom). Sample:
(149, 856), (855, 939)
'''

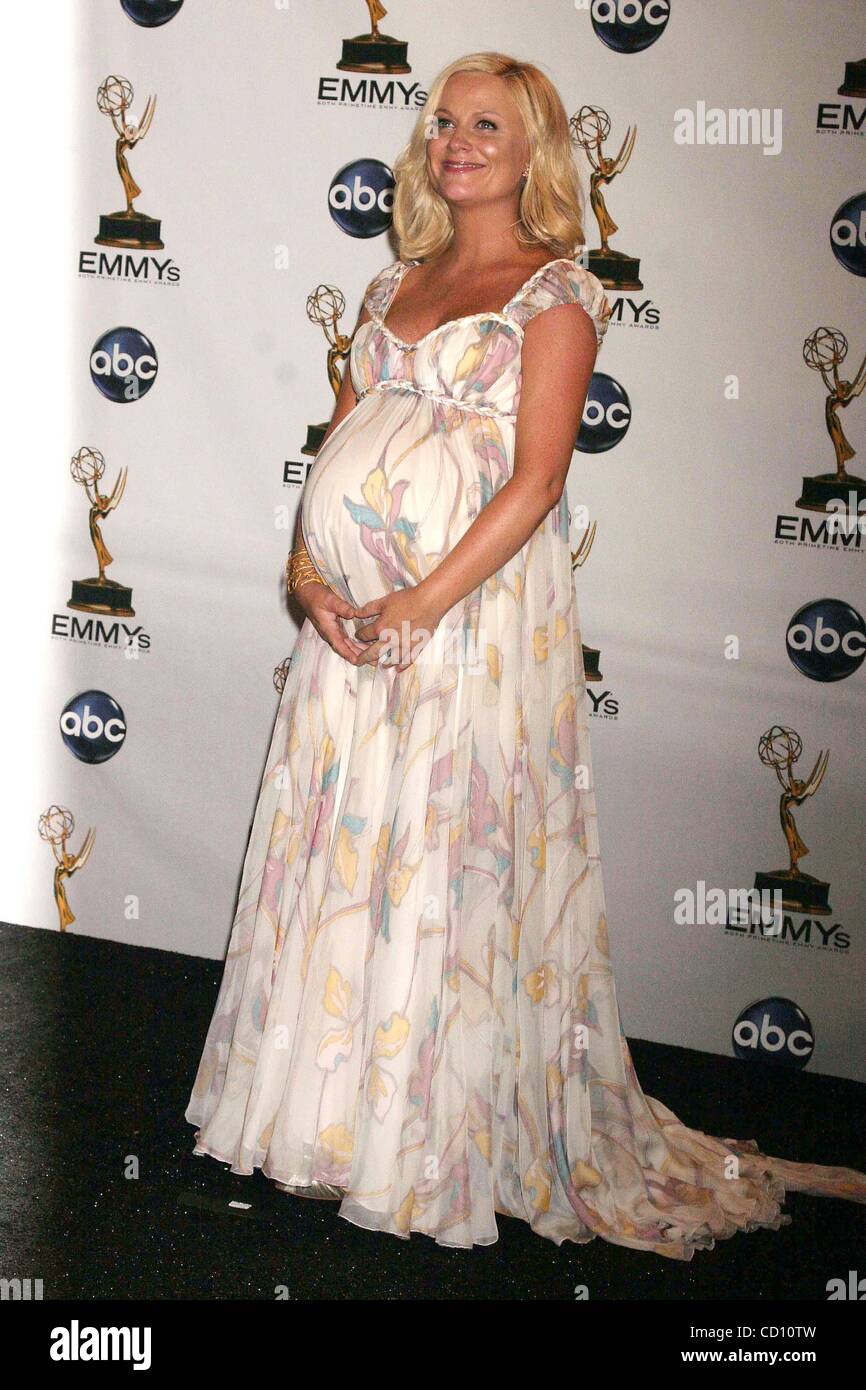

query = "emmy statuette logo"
(38, 805), (96, 933)
(67, 447), (135, 617)
(838, 56), (866, 98)
(571, 518), (602, 682)
(95, 75), (163, 250)
(302, 287), (353, 456)
(753, 726), (832, 916)
(796, 325), (866, 520)
(337, 1), (410, 75)
(570, 106), (642, 291)
(274, 658), (293, 695)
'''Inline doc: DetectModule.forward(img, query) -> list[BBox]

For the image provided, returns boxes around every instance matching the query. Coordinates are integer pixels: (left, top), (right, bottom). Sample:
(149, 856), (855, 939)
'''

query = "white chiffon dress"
(186, 255), (866, 1258)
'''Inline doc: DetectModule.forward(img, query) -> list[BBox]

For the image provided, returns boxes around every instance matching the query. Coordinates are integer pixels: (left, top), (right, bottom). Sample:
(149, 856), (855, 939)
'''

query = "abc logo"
(328, 160), (395, 238)
(60, 691), (127, 763)
(120, 0), (184, 26)
(830, 192), (866, 277)
(90, 327), (158, 402)
(786, 598), (866, 681)
(732, 998), (814, 1069)
(576, 372), (631, 454)
(591, 0), (671, 54)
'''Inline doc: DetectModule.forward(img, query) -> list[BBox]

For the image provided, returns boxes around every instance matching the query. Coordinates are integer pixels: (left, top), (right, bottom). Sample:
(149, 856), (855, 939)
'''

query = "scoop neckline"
(376, 254), (581, 351)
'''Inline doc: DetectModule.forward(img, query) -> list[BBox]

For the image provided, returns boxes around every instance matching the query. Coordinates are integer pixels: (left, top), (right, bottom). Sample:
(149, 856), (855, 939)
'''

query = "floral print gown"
(186, 256), (866, 1258)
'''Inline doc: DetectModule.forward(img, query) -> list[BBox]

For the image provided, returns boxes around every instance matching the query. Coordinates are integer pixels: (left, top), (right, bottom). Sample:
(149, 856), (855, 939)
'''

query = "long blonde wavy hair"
(392, 52), (586, 263)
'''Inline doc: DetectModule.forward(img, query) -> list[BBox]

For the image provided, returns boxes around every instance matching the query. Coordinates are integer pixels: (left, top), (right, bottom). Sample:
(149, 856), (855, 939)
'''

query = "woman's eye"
(433, 116), (496, 131)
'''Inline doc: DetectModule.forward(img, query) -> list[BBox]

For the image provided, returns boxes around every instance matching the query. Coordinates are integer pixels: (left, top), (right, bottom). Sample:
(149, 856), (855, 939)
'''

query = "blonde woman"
(186, 53), (866, 1258)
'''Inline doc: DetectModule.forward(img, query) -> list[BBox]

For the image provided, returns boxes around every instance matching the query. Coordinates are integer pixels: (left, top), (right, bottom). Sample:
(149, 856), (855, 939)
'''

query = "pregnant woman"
(186, 52), (866, 1258)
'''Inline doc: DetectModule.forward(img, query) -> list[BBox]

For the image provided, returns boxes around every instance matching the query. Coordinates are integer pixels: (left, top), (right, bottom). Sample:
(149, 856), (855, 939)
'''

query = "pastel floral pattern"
(186, 257), (866, 1256)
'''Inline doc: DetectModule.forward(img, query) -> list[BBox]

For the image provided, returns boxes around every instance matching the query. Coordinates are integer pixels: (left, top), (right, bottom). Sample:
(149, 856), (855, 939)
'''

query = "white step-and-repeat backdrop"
(6, 1), (865, 1080)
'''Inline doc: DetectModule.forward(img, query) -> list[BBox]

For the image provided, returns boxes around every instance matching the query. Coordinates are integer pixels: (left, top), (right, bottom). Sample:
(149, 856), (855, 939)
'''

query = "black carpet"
(1, 920), (863, 1302)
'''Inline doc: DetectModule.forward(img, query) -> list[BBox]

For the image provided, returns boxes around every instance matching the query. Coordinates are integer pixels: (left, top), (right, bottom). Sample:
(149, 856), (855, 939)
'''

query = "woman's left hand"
(352, 584), (446, 671)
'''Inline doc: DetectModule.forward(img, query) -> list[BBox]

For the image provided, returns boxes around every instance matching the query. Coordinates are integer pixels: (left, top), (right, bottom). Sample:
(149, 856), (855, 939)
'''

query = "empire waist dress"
(185, 255), (866, 1258)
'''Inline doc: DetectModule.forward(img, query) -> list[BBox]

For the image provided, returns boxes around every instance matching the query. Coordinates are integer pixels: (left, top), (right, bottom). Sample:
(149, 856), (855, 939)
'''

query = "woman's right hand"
(295, 580), (370, 665)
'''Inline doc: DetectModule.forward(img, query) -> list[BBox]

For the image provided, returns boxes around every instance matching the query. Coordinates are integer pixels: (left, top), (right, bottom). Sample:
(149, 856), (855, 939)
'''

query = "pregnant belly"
(301, 388), (503, 609)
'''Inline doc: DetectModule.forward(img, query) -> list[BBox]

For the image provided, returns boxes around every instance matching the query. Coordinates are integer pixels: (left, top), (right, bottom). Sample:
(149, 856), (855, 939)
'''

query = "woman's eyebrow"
(434, 106), (505, 117)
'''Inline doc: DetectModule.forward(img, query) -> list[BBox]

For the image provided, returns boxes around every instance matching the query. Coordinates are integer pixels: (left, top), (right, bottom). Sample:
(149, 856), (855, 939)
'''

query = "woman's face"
(426, 71), (530, 211)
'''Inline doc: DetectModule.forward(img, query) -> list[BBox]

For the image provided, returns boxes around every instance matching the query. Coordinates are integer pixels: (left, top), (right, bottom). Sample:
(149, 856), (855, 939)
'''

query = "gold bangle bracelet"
(285, 548), (332, 595)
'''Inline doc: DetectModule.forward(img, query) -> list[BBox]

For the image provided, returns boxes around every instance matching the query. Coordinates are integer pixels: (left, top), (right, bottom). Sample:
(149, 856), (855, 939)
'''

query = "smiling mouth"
(442, 160), (485, 171)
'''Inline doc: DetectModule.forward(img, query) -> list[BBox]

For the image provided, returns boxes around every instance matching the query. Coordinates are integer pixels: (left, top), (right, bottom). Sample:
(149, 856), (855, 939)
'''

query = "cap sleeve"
(362, 261), (404, 323)
(506, 258), (612, 349)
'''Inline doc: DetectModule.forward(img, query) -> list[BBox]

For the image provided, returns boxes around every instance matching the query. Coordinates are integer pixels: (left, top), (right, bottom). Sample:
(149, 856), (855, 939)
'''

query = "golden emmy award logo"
(571, 519), (602, 682)
(337, 1), (411, 74)
(754, 725), (832, 916)
(67, 446), (135, 617)
(302, 286), (353, 456)
(38, 805), (96, 933)
(95, 74), (164, 250)
(569, 106), (642, 291)
(838, 56), (866, 97)
(274, 658), (292, 694)
(796, 326), (866, 523)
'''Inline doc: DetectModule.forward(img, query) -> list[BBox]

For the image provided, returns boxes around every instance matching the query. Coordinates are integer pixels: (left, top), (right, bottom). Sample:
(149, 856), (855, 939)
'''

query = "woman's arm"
(353, 301), (599, 665)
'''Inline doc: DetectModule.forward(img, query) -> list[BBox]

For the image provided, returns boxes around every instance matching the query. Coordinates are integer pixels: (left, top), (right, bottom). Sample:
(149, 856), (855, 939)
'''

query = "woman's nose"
(446, 127), (473, 151)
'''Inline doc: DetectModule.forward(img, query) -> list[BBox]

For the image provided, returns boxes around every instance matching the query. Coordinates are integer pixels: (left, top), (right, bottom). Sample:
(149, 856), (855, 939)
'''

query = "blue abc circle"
(90, 327), (159, 403)
(732, 998), (814, 1069)
(328, 160), (395, 238)
(120, 0), (185, 26)
(830, 192), (866, 277)
(576, 372), (631, 454)
(786, 597), (866, 681)
(591, 0), (671, 54)
(60, 690), (127, 764)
